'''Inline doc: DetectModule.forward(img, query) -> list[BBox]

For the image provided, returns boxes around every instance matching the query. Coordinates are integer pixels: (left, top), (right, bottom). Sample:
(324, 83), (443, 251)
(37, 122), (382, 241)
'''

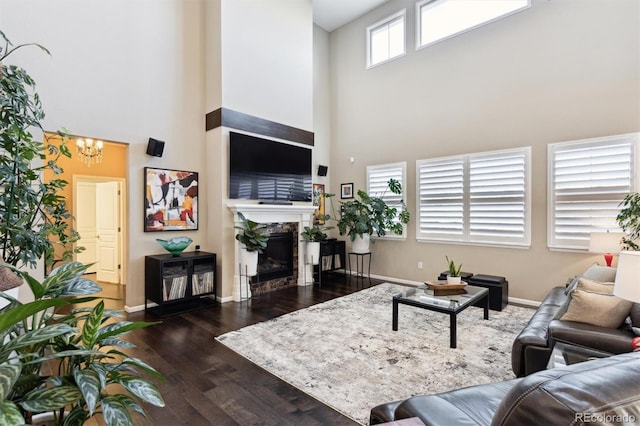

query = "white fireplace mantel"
(227, 203), (317, 223)
(227, 202), (318, 301)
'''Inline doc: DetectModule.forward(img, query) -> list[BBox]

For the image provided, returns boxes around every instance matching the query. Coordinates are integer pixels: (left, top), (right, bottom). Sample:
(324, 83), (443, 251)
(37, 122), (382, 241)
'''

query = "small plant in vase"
(234, 212), (269, 276)
(446, 256), (462, 284)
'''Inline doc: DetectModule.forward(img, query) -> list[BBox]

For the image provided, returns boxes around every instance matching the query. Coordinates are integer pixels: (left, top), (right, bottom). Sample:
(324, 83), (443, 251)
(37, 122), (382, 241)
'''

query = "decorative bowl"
(156, 237), (193, 256)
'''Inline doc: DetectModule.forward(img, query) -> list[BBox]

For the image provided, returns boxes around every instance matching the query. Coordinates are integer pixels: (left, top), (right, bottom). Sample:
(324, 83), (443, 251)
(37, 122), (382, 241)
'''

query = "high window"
(366, 9), (406, 68)
(416, 0), (530, 49)
(548, 133), (638, 250)
(417, 147), (531, 247)
(367, 162), (407, 239)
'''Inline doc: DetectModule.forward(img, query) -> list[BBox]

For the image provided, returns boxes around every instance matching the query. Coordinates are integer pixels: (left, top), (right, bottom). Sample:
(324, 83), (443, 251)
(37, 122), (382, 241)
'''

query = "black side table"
(348, 252), (371, 279)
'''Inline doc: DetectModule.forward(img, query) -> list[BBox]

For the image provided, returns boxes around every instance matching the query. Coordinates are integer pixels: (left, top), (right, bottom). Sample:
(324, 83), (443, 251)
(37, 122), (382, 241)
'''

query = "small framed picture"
(341, 183), (354, 199)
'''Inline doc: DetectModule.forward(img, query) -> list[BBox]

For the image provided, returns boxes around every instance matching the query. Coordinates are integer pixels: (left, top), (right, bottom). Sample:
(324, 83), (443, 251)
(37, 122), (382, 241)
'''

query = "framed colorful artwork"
(341, 183), (354, 199)
(144, 167), (199, 232)
(312, 183), (325, 225)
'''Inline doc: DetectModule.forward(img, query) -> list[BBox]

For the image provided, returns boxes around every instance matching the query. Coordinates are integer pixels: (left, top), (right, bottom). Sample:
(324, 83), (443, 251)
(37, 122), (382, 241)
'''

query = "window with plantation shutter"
(417, 157), (465, 240)
(548, 133), (638, 250)
(417, 147), (531, 247)
(366, 162), (407, 239)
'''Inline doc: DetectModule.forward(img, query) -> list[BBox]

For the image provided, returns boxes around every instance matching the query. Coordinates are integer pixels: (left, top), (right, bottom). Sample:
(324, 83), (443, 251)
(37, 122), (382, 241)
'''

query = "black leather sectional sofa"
(370, 352), (640, 425)
(371, 273), (640, 425)
(511, 285), (638, 377)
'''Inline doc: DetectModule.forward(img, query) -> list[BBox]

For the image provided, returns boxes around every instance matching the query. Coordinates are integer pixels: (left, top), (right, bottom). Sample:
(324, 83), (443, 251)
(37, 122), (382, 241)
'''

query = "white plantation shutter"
(469, 149), (529, 243)
(417, 147), (531, 246)
(548, 134), (637, 250)
(417, 157), (464, 240)
(367, 162), (407, 239)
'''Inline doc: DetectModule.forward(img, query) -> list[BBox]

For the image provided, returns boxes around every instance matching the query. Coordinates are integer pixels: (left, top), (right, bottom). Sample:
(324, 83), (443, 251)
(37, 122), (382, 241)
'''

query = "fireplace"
(254, 232), (294, 283)
(228, 203), (317, 302)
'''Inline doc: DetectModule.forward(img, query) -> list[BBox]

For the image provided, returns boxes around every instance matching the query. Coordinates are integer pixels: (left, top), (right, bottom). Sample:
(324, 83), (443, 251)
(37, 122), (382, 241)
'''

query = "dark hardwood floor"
(124, 274), (387, 426)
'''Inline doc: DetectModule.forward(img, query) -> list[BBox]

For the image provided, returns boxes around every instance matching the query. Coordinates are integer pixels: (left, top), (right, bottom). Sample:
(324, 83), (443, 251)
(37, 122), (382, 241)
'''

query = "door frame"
(72, 175), (128, 285)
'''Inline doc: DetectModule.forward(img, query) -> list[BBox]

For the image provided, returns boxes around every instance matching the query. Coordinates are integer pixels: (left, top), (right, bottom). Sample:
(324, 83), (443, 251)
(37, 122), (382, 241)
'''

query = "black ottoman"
(468, 274), (508, 311)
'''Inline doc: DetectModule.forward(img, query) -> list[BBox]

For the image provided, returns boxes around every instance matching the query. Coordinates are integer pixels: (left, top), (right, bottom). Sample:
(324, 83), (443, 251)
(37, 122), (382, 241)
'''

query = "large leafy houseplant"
(327, 178), (410, 242)
(0, 262), (165, 425)
(0, 30), (80, 270)
(300, 224), (332, 243)
(0, 31), (165, 425)
(234, 212), (269, 253)
(617, 192), (640, 250)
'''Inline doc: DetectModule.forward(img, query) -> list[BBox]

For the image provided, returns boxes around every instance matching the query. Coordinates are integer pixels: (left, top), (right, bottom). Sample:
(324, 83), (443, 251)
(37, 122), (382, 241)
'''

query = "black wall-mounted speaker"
(146, 138), (165, 157)
(318, 165), (328, 176)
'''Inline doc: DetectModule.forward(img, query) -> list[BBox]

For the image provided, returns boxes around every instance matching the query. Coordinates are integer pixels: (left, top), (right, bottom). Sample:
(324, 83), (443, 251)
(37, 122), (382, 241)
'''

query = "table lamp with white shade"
(614, 251), (640, 303)
(614, 250), (640, 351)
(589, 231), (625, 267)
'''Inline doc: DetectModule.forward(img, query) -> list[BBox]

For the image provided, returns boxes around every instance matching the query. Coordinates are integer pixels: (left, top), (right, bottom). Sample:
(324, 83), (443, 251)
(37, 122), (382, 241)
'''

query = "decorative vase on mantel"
(351, 233), (371, 254)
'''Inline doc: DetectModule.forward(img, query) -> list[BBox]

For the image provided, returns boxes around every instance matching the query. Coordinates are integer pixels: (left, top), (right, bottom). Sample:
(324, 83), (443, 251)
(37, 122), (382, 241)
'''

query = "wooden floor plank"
(122, 274), (381, 425)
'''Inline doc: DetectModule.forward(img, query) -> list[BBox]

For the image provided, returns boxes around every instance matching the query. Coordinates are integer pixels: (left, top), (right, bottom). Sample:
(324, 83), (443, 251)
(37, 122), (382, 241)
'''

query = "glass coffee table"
(392, 285), (489, 348)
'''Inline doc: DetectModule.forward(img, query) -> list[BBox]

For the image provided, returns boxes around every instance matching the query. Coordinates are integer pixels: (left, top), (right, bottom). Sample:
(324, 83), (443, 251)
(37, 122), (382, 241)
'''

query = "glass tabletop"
(393, 284), (488, 312)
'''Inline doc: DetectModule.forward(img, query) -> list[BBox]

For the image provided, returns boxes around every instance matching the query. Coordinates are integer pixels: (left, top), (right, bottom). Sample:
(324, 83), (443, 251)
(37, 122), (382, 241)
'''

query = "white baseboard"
(125, 295), (230, 312)
(125, 304), (149, 313)
(507, 296), (540, 308)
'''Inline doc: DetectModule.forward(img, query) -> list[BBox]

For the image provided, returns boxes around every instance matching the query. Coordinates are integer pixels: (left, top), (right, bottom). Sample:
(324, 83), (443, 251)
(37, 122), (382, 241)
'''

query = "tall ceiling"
(313, 0), (389, 32)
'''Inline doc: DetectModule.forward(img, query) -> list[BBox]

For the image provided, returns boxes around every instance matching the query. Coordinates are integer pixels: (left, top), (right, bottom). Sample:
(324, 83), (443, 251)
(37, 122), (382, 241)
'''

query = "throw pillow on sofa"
(565, 263), (617, 295)
(560, 279), (633, 328)
(582, 262), (617, 281)
(575, 277), (615, 294)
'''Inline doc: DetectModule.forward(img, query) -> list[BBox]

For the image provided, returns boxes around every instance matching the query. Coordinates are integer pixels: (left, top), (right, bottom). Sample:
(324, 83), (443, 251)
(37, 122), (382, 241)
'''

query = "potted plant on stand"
(445, 256), (463, 284)
(234, 212), (269, 276)
(300, 224), (332, 265)
(326, 178), (410, 253)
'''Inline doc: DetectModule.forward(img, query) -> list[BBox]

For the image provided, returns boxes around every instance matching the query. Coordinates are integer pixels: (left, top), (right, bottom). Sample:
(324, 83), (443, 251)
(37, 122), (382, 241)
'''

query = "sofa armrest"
(493, 352), (640, 426)
(511, 287), (569, 377)
(370, 380), (518, 426)
(549, 319), (634, 355)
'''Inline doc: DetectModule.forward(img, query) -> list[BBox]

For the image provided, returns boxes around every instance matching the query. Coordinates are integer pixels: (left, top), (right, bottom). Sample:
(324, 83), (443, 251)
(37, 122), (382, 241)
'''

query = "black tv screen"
(229, 132), (312, 202)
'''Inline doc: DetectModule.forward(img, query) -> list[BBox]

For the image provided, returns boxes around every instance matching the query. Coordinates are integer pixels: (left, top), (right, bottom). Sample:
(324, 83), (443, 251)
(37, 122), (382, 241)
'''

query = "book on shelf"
(192, 271), (214, 295)
(163, 275), (187, 301)
(320, 254), (342, 270)
(321, 255), (332, 270)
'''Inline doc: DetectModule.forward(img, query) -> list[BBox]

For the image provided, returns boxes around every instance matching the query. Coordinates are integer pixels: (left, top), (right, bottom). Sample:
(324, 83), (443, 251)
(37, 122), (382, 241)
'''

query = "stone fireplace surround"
(227, 203), (317, 302)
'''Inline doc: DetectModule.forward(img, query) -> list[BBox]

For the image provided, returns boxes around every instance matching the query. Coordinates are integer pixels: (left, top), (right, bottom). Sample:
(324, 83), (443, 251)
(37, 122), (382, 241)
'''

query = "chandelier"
(76, 138), (103, 167)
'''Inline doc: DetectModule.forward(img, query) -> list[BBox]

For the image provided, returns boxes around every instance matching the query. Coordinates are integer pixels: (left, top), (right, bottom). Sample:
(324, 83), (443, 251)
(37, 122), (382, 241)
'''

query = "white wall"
(221, 0), (313, 131)
(205, 0), (317, 300)
(0, 0), (207, 308)
(328, 0), (640, 301)
(313, 24), (331, 188)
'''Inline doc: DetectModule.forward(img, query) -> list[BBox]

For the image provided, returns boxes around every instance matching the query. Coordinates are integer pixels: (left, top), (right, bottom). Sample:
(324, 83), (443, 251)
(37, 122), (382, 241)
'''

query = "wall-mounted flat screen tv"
(229, 131), (312, 202)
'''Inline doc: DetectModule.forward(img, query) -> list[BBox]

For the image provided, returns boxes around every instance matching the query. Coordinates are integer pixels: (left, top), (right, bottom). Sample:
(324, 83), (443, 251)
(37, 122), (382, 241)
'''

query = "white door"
(75, 182), (98, 273)
(96, 181), (121, 283)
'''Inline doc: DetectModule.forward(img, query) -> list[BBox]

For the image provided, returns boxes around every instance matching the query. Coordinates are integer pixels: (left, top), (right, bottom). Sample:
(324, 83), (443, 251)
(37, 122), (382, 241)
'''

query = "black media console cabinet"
(317, 240), (346, 277)
(145, 251), (217, 316)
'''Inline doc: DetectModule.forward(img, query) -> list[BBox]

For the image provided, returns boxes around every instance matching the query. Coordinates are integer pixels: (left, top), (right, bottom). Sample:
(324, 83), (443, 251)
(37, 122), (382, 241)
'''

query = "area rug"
(216, 283), (534, 425)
